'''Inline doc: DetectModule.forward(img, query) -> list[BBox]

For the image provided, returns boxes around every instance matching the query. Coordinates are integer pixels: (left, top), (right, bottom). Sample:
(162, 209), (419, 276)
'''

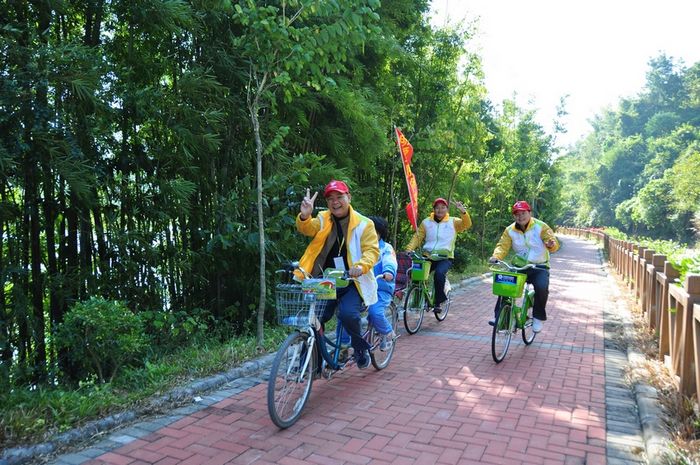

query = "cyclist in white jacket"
(489, 200), (559, 333)
(405, 197), (472, 313)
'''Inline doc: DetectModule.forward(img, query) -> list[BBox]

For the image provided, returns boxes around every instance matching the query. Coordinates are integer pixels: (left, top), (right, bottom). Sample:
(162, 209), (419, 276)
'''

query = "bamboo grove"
(1, 0), (563, 388)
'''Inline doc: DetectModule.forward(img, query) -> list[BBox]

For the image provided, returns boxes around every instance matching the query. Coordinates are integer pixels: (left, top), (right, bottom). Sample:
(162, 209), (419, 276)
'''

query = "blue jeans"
(430, 259), (452, 306)
(339, 289), (393, 345)
(323, 285), (370, 355)
(524, 266), (550, 320)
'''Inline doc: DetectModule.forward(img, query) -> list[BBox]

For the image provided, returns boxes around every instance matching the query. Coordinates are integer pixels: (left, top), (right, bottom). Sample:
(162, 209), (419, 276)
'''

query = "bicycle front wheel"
(370, 301), (398, 370)
(403, 286), (426, 334)
(267, 331), (315, 429)
(521, 298), (536, 345)
(491, 299), (515, 363)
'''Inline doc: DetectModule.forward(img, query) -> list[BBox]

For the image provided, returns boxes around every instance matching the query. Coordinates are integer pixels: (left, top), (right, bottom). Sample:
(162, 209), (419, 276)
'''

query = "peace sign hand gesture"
(451, 200), (467, 214)
(300, 188), (318, 220)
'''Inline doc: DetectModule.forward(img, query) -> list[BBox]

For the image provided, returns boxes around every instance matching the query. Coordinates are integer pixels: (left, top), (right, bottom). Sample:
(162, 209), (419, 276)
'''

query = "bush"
(55, 297), (149, 383)
(138, 308), (212, 351)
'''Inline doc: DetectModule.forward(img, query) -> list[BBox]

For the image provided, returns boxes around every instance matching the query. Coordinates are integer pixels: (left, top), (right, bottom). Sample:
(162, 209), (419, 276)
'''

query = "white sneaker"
(532, 318), (544, 333)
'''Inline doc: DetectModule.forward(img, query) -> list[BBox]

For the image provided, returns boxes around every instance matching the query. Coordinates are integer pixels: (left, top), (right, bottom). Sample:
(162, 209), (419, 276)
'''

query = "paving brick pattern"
(51, 236), (646, 464)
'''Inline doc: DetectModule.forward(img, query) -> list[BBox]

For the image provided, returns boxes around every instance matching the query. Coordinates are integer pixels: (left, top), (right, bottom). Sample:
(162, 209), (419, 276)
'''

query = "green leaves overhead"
(232, 0), (380, 101)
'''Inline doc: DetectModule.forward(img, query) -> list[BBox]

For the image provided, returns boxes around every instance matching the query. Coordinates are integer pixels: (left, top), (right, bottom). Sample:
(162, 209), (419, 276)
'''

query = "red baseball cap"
(433, 197), (448, 207)
(323, 180), (350, 197)
(511, 200), (532, 213)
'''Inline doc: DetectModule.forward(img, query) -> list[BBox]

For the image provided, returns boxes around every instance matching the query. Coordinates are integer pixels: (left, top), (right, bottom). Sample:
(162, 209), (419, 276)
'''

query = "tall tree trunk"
(92, 202), (108, 284)
(28, 162), (46, 381)
(26, 0), (53, 382)
(65, 193), (80, 307)
(41, 147), (59, 368)
(251, 102), (266, 348)
(80, 214), (93, 298)
(56, 178), (77, 379)
(0, 195), (10, 383)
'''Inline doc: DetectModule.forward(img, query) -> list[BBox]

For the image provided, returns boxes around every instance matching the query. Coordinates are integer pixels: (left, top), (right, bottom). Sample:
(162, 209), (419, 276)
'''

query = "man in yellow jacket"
(489, 200), (559, 333)
(296, 180), (379, 369)
(405, 197), (472, 313)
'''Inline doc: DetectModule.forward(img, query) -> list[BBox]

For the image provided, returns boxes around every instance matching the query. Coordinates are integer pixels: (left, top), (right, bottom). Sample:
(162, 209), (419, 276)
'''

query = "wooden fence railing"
(558, 227), (700, 403)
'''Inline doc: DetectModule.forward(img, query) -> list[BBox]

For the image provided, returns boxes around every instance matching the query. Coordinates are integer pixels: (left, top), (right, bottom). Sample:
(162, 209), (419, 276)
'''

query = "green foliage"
(667, 140), (700, 214)
(55, 298), (149, 383)
(0, 379), (121, 449)
(0, 326), (288, 449)
(600, 228), (700, 285)
(557, 55), (700, 245)
(644, 111), (682, 137)
(674, 253), (700, 287)
(138, 308), (211, 351)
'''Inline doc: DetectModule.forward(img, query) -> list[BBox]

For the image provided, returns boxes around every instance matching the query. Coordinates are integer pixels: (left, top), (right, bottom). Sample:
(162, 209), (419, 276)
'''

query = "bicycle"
(402, 251), (452, 335)
(267, 265), (399, 429)
(489, 259), (537, 363)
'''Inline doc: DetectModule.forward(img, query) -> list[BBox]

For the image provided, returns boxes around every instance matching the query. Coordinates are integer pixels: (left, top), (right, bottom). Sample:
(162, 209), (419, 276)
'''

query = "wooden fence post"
(641, 249), (655, 314)
(694, 301), (700, 404)
(648, 254), (666, 330)
(659, 262), (681, 363)
(634, 246), (647, 307)
(634, 246), (645, 299)
(670, 274), (700, 397)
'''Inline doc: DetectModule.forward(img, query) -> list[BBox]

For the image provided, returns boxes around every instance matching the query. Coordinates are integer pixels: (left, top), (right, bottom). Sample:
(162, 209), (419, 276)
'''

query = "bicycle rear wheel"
(491, 299), (515, 363)
(434, 293), (450, 321)
(403, 286), (426, 334)
(267, 331), (315, 429)
(370, 301), (398, 369)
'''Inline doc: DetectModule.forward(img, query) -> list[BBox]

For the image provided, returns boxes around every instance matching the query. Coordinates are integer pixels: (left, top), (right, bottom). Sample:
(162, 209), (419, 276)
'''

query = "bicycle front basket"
(410, 259), (431, 281)
(275, 283), (330, 327)
(492, 272), (526, 298)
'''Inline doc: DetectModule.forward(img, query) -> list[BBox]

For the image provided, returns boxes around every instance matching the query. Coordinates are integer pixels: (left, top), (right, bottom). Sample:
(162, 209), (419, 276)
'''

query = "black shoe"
(355, 351), (370, 369)
(433, 305), (442, 314)
(488, 319), (495, 326)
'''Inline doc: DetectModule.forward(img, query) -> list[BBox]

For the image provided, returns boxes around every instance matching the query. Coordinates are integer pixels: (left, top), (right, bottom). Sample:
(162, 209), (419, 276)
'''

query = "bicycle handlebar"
(277, 263), (381, 284)
(404, 250), (449, 261)
(275, 261), (312, 282)
(489, 259), (537, 273)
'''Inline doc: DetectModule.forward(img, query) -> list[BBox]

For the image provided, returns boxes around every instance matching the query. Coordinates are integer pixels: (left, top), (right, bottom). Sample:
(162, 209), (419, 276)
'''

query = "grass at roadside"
(450, 263), (490, 283)
(0, 325), (289, 451)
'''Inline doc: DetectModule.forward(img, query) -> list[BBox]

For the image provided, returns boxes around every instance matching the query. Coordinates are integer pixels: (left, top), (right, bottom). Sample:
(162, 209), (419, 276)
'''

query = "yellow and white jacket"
(295, 206), (379, 305)
(492, 218), (559, 266)
(406, 211), (472, 259)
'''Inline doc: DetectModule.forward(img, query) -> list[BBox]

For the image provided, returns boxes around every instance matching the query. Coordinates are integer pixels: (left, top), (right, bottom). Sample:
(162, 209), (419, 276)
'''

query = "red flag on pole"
(395, 127), (418, 230)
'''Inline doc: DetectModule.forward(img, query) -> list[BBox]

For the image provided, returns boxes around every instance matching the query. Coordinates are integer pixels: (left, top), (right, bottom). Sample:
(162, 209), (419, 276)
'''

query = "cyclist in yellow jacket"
(296, 180), (379, 369)
(489, 200), (559, 333)
(405, 197), (472, 313)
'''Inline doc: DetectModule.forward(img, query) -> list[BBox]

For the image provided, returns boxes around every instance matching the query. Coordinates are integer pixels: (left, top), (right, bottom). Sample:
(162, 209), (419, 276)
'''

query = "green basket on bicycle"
(492, 271), (526, 298)
(410, 259), (431, 281)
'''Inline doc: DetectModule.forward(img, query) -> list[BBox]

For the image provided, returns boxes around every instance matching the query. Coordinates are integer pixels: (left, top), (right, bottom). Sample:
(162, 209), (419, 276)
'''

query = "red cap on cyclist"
(433, 197), (448, 208)
(323, 180), (350, 197)
(511, 200), (531, 213)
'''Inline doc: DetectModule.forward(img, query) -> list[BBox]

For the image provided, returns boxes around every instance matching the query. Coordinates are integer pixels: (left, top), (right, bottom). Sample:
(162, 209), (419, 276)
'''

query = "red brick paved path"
(59, 236), (645, 465)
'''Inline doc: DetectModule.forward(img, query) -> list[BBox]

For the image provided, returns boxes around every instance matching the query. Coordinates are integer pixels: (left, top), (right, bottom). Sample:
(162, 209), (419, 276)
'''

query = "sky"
(429, 0), (700, 147)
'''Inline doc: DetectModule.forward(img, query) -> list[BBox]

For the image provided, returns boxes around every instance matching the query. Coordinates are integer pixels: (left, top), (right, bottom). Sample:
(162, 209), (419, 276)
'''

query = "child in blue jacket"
(340, 216), (397, 351)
